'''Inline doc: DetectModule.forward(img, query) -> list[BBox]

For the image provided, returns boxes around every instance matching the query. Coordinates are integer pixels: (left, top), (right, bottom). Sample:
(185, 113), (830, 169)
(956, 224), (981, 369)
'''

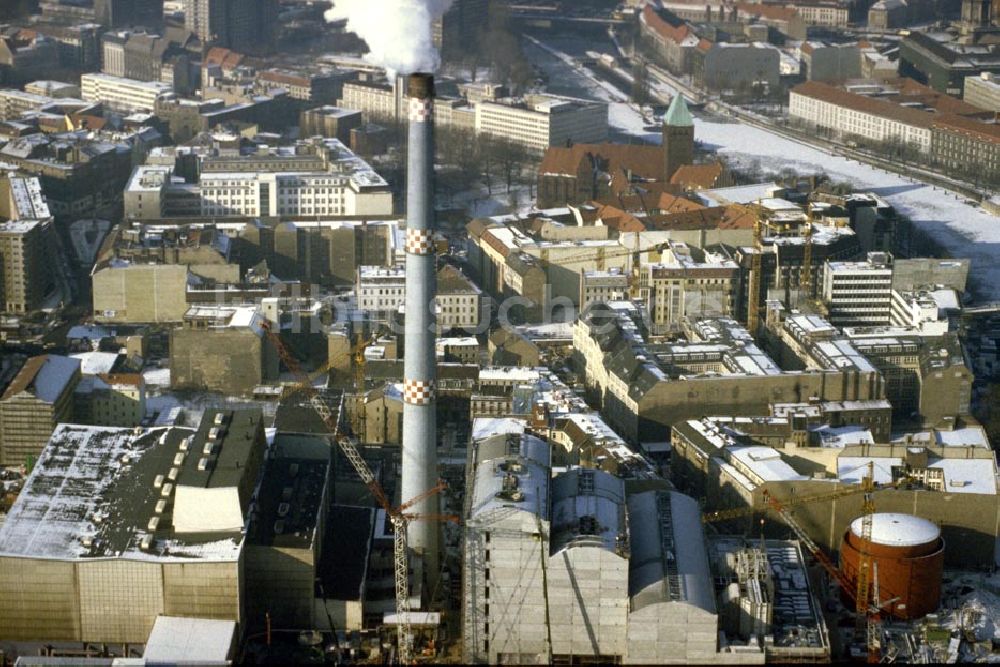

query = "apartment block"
(0, 355), (80, 466)
(0, 177), (55, 314)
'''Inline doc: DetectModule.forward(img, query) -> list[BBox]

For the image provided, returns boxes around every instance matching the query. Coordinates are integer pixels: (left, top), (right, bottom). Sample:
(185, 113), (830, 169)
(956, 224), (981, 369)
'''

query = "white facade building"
(475, 95), (609, 154)
(821, 252), (894, 326)
(789, 83), (933, 153)
(81, 73), (172, 113)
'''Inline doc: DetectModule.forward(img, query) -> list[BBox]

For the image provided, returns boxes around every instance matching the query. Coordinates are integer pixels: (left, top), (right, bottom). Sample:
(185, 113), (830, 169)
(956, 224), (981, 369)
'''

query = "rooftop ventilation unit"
(153, 474), (164, 489)
(140, 534), (153, 551)
(160, 482), (173, 497)
(173, 452), (186, 466)
(277, 502), (291, 518)
(203, 441), (215, 456)
(154, 499), (166, 514)
(147, 516), (159, 532)
(81, 536), (94, 549)
(167, 466), (179, 481)
(179, 437), (191, 452)
(197, 457), (209, 472)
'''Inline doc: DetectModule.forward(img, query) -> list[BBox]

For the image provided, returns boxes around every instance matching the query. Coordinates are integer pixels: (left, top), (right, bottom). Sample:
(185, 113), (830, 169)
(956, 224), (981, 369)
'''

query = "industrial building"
(0, 410), (267, 643)
(839, 513), (945, 620)
(671, 414), (998, 568)
(462, 431), (829, 664)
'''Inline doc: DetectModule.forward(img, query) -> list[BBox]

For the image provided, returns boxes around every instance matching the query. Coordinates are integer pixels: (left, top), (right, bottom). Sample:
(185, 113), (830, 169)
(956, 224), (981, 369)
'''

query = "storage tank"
(840, 513), (944, 620)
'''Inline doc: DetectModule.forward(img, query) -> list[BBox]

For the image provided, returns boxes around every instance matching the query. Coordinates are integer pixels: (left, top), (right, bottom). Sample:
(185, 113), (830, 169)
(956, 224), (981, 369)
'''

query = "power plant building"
(0, 410), (267, 643)
(462, 431), (828, 664)
(839, 513), (944, 620)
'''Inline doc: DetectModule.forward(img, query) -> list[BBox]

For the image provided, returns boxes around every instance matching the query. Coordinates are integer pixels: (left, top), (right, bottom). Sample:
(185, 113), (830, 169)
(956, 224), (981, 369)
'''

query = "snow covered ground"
(524, 36), (1000, 302)
(611, 101), (1000, 301)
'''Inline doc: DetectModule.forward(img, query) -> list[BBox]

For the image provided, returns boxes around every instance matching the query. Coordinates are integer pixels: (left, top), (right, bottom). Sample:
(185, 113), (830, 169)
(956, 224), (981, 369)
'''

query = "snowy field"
(524, 36), (1000, 302)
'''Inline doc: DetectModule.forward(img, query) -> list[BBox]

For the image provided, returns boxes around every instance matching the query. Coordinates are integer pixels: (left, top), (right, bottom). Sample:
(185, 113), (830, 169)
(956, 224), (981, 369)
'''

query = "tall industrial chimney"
(401, 72), (439, 575)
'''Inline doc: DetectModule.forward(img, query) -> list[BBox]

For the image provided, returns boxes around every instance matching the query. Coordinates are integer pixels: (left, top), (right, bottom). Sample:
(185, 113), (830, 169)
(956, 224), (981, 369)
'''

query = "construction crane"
(854, 464), (880, 664)
(746, 212), (764, 336)
(702, 463), (885, 662)
(261, 322), (457, 663)
(801, 212), (814, 294)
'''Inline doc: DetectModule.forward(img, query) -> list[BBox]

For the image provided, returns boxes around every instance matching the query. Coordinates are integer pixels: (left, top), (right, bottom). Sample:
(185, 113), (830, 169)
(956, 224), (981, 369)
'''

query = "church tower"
(663, 94), (695, 181)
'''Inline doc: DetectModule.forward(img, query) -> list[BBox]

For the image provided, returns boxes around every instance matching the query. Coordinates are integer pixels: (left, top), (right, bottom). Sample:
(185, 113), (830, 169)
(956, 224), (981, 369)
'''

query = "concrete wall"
(245, 545), (315, 630)
(0, 556), (242, 643)
(93, 264), (188, 323)
(548, 548), (629, 658)
(170, 327), (272, 395)
(626, 603), (723, 664)
(627, 370), (884, 443)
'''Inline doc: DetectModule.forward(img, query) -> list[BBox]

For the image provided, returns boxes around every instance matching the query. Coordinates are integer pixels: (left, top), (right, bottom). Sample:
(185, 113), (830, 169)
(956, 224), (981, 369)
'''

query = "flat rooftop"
(0, 413), (264, 562)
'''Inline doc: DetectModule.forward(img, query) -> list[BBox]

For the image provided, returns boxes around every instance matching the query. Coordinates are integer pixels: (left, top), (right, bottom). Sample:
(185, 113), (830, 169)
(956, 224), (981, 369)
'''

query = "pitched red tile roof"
(933, 113), (1000, 145)
(640, 5), (695, 44)
(670, 162), (724, 189)
(540, 143), (667, 182)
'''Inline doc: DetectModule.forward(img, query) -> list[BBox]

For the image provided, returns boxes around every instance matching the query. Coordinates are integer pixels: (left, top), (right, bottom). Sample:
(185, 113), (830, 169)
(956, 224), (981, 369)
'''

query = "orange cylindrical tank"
(840, 513), (944, 620)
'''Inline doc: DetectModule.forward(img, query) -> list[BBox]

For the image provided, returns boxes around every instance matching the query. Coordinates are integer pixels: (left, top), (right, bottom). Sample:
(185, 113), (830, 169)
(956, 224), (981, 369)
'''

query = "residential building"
(964, 71), (1000, 111)
(82, 373), (147, 427)
(868, 0), (910, 29)
(95, 0), (164, 27)
(338, 79), (403, 123)
(169, 305), (278, 395)
(0, 133), (135, 220)
(0, 355), (80, 466)
(80, 72), (172, 113)
(91, 224), (237, 323)
(0, 411), (266, 642)
(0, 177), (55, 314)
(474, 94), (608, 155)
(0, 31), (61, 84)
(356, 264), (482, 332)
(649, 242), (739, 333)
(580, 268), (629, 311)
(256, 69), (353, 104)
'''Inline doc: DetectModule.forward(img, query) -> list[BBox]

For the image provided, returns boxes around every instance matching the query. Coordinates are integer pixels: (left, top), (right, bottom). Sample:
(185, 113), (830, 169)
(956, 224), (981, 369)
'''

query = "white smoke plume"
(325, 0), (454, 75)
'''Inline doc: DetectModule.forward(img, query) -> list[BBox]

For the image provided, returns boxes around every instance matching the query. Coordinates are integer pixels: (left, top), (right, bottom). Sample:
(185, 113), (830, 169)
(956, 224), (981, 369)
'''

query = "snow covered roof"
(728, 446), (809, 483)
(850, 512), (940, 547)
(143, 615), (236, 664)
(471, 417), (526, 441)
(0, 417), (252, 562)
(70, 351), (120, 376)
(1, 354), (79, 403)
(628, 490), (716, 613)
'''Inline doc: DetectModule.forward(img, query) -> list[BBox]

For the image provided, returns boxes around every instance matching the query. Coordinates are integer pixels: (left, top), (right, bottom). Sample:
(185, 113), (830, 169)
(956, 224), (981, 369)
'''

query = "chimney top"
(407, 73), (435, 100)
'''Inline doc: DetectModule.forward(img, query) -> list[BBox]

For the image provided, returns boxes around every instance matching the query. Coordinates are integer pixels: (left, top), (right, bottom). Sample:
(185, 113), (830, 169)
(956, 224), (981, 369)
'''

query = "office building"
(80, 72), (172, 113)
(822, 252), (895, 327)
(474, 94), (608, 155)
(95, 0), (164, 27)
(124, 138), (392, 220)
(964, 72), (1000, 111)
(186, 0), (278, 55)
